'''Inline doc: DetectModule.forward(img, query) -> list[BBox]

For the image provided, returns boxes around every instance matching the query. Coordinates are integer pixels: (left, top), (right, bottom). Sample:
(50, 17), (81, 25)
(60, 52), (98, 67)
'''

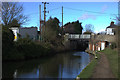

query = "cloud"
(77, 5), (108, 20)
(95, 29), (106, 33)
(101, 5), (108, 13)
(78, 13), (96, 20)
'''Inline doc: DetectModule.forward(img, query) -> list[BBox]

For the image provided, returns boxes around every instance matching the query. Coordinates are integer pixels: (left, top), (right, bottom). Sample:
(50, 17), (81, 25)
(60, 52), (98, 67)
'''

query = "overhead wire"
(25, 7), (61, 16)
(48, 7), (61, 11)
(64, 7), (119, 16)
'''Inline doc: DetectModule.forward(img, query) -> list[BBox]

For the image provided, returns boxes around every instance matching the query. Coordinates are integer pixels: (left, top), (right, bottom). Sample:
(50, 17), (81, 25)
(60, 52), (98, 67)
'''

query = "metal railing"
(68, 34), (91, 39)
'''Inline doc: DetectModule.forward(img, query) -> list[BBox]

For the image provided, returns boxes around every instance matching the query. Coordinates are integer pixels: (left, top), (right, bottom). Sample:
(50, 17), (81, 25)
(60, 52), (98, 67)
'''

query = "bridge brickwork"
(95, 35), (116, 42)
(63, 33), (116, 51)
(63, 34), (90, 50)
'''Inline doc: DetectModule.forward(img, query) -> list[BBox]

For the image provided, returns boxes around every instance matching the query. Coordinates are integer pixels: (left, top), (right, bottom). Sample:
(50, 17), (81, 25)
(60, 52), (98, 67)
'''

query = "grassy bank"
(77, 48), (118, 79)
(100, 48), (118, 78)
(77, 53), (100, 78)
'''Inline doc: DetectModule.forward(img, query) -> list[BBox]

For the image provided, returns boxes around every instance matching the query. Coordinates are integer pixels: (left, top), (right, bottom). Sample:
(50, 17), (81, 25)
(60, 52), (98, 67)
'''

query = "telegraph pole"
(42, 2), (49, 31)
(62, 6), (63, 31)
(44, 3), (46, 24)
(39, 5), (41, 41)
(42, 2), (49, 41)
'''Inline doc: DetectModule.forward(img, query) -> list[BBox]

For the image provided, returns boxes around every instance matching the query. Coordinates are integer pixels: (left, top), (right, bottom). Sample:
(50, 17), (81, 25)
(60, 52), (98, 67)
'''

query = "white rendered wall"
(9, 27), (19, 41)
(106, 28), (114, 35)
(101, 42), (105, 50)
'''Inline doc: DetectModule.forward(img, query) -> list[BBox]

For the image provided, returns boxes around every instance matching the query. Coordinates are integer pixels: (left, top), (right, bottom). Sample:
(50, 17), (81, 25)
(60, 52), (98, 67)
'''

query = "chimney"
(110, 21), (114, 26)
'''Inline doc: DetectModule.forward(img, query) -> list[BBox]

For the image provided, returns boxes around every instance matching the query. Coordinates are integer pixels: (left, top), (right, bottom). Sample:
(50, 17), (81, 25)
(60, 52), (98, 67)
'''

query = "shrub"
(14, 38), (51, 59)
(2, 27), (14, 60)
(110, 42), (117, 49)
(3, 35), (54, 61)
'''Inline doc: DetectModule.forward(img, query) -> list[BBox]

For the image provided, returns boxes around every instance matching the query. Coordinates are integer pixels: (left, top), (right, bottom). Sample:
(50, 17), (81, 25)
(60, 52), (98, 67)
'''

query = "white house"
(10, 27), (38, 41)
(9, 27), (19, 41)
(106, 21), (116, 35)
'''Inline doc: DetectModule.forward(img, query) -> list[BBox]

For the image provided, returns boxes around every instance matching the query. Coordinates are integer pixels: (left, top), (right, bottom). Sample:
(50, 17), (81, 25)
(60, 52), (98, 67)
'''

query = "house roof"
(20, 27), (37, 29)
(107, 24), (117, 28)
(106, 21), (117, 29)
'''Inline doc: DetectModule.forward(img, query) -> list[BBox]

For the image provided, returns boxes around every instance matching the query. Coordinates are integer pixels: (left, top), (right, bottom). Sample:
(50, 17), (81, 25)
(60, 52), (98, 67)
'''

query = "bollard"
(95, 55), (98, 59)
(76, 76), (80, 80)
(95, 53), (98, 59)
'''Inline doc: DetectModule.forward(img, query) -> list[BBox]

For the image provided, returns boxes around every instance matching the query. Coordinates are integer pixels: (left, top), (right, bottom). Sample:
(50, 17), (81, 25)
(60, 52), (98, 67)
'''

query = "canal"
(2, 51), (90, 79)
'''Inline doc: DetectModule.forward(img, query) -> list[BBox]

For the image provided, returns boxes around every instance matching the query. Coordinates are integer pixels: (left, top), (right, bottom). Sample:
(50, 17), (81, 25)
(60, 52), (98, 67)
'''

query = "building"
(89, 41), (108, 51)
(9, 27), (19, 41)
(19, 27), (38, 40)
(106, 21), (117, 35)
(88, 22), (117, 51)
(10, 27), (38, 41)
(88, 33), (110, 51)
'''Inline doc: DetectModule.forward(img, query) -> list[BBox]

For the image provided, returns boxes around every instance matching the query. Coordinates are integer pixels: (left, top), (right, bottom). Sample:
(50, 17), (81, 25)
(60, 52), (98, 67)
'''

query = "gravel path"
(92, 53), (115, 78)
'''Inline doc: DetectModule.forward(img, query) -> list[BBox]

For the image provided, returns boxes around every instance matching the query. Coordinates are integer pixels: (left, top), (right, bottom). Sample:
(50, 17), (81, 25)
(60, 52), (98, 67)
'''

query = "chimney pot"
(110, 21), (114, 26)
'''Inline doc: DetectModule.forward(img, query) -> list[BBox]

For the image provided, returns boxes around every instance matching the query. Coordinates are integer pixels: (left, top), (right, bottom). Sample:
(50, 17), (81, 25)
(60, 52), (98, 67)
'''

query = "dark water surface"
(3, 51), (90, 78)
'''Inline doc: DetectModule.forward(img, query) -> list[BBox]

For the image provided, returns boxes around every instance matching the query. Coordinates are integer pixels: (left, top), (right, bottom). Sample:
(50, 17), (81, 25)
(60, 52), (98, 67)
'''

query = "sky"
(20, 2), (118, 33)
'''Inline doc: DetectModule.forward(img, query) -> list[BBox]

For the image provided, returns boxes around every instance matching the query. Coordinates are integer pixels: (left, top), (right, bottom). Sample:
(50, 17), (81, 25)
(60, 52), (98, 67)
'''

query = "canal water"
(3, 51), (90, 78)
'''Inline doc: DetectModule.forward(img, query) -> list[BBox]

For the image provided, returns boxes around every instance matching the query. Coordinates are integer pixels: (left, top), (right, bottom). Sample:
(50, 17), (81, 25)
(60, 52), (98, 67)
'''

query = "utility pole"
(62, 6), (63, 31)
(42, 2), (49, 32)
(39, 5), (41, 41)
(42, 2), (49, 41)
(61, 6), (64, 42)
(44, 3), (46, 24)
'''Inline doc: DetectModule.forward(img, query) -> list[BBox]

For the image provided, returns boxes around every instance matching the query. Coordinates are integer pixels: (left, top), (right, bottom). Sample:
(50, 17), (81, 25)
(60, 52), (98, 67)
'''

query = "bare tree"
(2, 2), (28, 26)
(84, 24), (94, 32)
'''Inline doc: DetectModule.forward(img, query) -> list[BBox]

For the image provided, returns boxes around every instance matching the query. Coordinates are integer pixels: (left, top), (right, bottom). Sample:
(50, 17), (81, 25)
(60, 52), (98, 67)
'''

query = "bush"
(3, 36), (54, 61)
(14, 38), (51, 59)
(110, 42), (117, 49)
(2, 27), (14, 60)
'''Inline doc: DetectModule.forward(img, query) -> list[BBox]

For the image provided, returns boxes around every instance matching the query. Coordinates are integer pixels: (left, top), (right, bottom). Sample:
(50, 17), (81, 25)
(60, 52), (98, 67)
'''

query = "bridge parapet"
(68, 34), (91, 39)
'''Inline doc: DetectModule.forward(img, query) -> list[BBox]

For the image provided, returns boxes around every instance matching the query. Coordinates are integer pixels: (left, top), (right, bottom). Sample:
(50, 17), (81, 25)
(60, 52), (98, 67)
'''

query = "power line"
(47, 13), (61, 16)
(25, 8), (61, 18)
(49, 7), (61, 11)
(63, 12), (115, 16)
(26, 12), (39, 16)
(64, 7), (119, 16)
(25, 7), (61, 16)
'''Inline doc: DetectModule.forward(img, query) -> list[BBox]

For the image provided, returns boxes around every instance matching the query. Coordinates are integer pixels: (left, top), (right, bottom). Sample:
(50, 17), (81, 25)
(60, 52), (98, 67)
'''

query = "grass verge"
(77, 53), (100, 78)
(100, 48), (118, 78)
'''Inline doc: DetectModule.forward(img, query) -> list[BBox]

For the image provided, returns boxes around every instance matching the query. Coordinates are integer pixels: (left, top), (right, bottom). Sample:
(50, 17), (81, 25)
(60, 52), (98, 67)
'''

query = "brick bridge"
(64, 34), (91, 50)
(64, 33), (116, 51)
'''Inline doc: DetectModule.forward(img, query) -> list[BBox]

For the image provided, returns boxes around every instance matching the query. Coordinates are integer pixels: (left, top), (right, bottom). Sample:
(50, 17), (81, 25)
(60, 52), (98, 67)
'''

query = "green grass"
(100, 48), (118, 78)
(77, 53), (100, 78)
(77, 48), (118, 79)
(118, 55), (120, 80)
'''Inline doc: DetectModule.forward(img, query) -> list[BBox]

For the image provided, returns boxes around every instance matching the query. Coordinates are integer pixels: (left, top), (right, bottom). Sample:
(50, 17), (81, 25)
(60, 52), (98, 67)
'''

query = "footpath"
(92, 52), (115, 78)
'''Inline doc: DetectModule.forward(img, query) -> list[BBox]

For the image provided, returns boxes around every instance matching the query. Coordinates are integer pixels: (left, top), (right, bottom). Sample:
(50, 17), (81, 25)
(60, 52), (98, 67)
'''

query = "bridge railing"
(68, 34), (91, 39)
(80, 34), (91, 39)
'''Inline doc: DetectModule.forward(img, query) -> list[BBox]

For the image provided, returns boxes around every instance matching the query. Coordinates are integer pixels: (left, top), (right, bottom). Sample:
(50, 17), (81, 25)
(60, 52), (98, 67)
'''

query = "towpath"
(92, 52), (115, 78)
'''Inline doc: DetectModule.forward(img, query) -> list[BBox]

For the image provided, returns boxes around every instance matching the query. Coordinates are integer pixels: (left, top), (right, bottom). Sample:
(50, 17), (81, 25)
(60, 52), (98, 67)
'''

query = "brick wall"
(94, 35), (116, 42)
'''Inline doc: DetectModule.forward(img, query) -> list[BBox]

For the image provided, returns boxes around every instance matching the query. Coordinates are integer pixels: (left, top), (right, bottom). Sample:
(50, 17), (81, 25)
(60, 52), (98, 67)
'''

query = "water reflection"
(2, 51), (90, 78)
